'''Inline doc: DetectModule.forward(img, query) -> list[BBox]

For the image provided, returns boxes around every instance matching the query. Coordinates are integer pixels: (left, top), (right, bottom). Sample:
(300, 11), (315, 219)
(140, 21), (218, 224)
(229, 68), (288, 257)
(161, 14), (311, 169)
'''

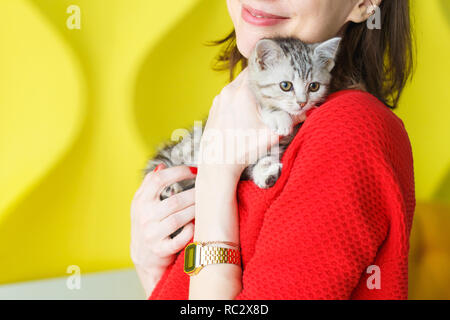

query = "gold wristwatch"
(183, 241), (241, 276)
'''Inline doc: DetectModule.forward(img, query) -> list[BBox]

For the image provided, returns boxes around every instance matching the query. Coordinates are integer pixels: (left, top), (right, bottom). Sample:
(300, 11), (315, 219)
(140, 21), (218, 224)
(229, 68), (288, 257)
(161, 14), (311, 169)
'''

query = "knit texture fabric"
(148, 89), (415, 300)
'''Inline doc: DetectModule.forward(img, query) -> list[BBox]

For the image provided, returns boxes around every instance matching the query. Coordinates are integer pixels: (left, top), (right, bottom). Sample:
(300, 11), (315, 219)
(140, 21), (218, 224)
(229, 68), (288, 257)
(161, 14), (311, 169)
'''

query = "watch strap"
(200, 245), (241, 266)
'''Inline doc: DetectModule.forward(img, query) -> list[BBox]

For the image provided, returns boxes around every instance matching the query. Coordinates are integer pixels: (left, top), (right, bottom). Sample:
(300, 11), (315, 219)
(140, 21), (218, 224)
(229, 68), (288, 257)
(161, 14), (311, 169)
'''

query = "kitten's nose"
(298, 102), (307, 108)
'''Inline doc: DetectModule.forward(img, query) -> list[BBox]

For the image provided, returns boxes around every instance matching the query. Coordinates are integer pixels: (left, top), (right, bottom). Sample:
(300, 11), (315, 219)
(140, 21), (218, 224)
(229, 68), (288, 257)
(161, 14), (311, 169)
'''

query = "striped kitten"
(144, 36), (340, 237)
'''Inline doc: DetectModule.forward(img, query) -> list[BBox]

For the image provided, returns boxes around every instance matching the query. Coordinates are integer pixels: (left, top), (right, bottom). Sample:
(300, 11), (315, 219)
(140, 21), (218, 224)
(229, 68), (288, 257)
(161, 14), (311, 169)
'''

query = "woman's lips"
(241, 4), (289, 26)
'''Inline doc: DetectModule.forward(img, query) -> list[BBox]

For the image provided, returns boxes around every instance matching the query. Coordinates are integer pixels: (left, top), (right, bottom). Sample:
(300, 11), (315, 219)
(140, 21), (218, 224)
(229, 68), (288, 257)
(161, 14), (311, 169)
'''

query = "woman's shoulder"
(282, 88), (414, 182)
(299, 89), (410, 146)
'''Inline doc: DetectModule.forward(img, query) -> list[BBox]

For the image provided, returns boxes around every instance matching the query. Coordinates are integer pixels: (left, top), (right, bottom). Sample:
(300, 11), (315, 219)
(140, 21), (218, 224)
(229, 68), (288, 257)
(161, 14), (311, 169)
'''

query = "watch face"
(184, 243), (197, 274)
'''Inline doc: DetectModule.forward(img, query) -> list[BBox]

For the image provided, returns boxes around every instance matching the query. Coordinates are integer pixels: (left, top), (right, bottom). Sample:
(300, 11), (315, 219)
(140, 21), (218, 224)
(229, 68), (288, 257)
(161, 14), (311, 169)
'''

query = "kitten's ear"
(313, 37), (342, 72)
(254, 39), (283, 71)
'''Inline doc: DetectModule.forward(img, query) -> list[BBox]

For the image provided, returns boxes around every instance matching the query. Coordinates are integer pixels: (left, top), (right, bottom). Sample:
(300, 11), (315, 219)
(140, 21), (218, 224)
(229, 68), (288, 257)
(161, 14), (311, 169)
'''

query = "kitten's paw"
(262, 111), (293, 136)
(160, 182), (183, 200)
(252, 157), (283, 189)
(274, 125), (292, 136)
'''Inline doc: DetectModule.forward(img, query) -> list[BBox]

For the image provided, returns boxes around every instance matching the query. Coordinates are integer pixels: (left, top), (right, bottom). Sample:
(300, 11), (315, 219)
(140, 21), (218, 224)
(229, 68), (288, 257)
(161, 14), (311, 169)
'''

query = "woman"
(130, 0), (415, 299)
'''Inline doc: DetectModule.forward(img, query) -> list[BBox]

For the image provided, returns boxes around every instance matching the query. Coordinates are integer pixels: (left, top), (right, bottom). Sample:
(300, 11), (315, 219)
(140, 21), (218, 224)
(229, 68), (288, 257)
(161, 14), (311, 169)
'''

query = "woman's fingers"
(238, 67), (248, 82)
(155, 188), (195, 221)
(160, 222), (195, 255)
(135, 163), (166, 198)
(140, 165), (197, 201)
(231, 67), (248, 88)
(158, 204), (195, 239)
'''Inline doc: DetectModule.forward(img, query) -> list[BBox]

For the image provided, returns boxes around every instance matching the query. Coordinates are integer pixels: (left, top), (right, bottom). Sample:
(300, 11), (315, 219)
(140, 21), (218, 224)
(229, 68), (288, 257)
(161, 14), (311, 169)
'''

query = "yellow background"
(0, 0), (449, 299)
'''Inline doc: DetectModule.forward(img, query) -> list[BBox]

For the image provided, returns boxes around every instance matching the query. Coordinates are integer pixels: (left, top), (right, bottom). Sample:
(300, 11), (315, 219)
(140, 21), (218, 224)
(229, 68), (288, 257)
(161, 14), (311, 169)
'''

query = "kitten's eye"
(280, 81), (293, 92)
(308, 82), (320, 92)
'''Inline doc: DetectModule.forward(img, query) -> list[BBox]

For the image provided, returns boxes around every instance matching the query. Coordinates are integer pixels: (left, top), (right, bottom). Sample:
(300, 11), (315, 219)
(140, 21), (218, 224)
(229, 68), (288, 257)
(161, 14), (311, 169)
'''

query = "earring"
(368, 0), (376, 16)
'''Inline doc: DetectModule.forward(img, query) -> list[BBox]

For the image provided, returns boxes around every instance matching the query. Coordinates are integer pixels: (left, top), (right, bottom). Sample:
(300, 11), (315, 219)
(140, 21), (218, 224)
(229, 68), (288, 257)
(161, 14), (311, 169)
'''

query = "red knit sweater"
(149, 89), (415, 300)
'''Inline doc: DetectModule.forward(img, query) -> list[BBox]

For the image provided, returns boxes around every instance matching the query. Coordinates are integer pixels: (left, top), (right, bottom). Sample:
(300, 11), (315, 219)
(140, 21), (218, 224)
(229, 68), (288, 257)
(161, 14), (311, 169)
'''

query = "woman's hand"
(199, 67), (280, 176)
(190, 68), (280, 299)
(130, 163), (197, 297)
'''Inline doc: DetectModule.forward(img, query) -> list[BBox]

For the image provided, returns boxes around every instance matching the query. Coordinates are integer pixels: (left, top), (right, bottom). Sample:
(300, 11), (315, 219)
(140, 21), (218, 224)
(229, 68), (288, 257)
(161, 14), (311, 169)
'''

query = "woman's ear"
(347, 0), (382, 23)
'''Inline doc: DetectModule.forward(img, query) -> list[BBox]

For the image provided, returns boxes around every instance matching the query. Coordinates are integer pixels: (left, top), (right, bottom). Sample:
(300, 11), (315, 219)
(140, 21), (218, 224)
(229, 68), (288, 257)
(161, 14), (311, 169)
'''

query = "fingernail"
(189, 166), (197, 174)
(153, 163), (164, 172)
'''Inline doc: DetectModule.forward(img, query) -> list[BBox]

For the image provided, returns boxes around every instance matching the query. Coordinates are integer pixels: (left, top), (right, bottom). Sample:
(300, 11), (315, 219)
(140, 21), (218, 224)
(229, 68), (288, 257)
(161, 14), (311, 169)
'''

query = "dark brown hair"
(208, 1), (414, 109)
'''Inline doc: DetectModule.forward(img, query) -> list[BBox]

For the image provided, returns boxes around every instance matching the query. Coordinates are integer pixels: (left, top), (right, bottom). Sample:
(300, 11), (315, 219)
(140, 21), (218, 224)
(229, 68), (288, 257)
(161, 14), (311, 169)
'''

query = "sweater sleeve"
(234, 93), (409, 300)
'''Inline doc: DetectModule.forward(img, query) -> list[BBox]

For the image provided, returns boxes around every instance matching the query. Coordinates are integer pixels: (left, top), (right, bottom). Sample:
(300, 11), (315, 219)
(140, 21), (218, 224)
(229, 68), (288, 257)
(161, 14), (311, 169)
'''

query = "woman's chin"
(235, 24), (291, 59)
(235, 30), (267, 59)
(235, 37), (251, 59)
